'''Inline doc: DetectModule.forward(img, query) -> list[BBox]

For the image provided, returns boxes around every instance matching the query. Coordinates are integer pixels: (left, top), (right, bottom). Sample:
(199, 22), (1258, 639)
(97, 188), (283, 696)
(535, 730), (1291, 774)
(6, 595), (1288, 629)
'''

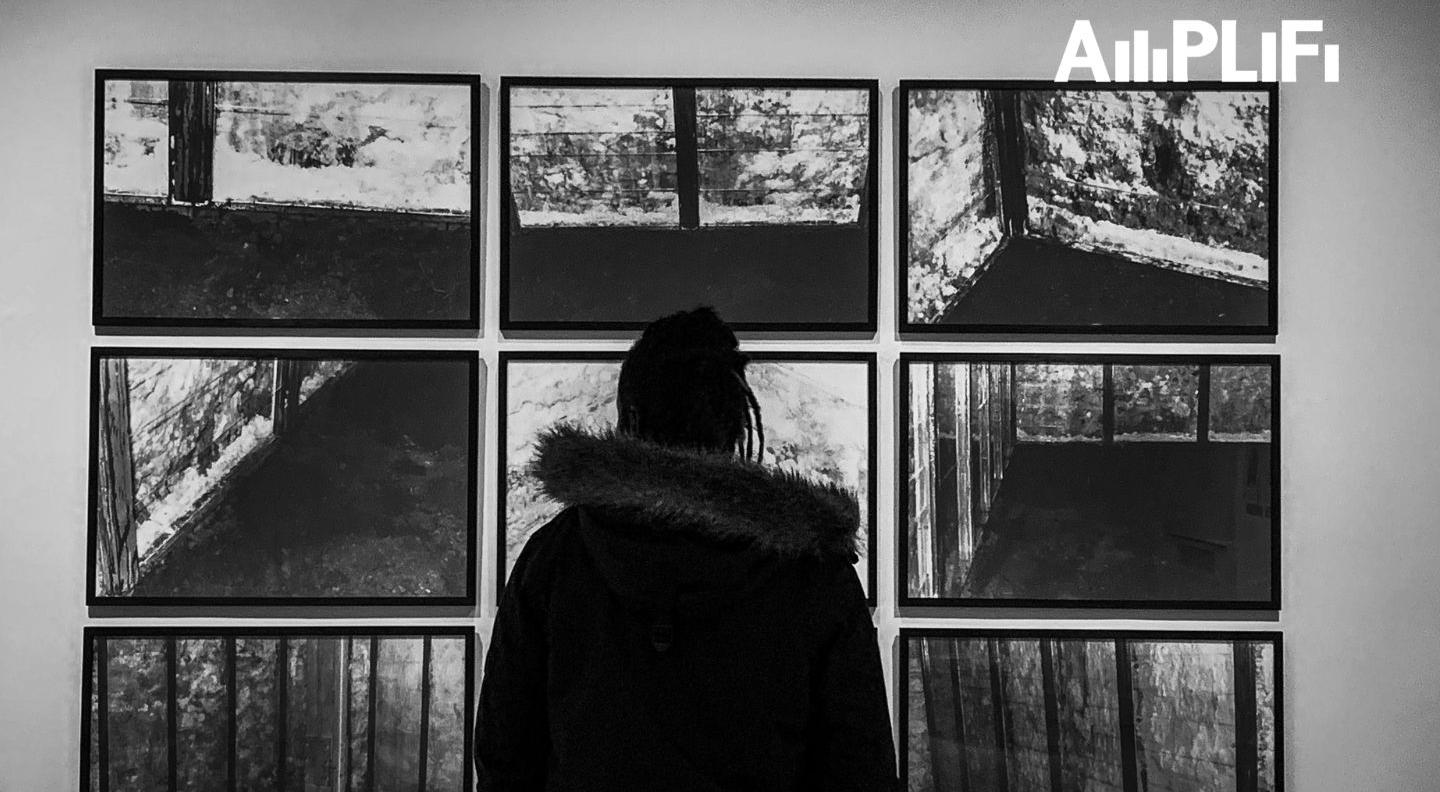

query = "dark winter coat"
(475, 425), (898, 792)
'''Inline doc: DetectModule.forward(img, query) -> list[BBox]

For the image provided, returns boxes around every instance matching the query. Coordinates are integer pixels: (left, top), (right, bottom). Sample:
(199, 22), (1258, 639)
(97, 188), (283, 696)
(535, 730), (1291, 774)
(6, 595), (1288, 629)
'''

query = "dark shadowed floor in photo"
(939, 238), (1269, 328)
(100, 202), (472, 323)
(132, 360), (470, 598)
(963, 442), (1273, 602)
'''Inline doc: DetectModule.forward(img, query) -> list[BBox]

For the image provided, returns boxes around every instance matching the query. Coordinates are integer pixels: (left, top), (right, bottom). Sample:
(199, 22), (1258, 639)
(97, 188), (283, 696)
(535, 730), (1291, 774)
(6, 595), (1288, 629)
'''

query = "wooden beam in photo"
(986, 90), (1028, 239)
(95, 358), (139, 596)
(1114, 639), (1140, 792)
(167, 80), (217, 205)
(673, 86), (700, 230)
(1234, 641), (1260, 792)
(272, 359), (304, 436)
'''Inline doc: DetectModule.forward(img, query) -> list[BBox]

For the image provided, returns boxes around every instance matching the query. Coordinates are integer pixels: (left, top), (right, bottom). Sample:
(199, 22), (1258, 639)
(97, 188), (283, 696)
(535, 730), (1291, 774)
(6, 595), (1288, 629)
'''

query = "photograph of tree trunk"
(501, 79), (878, 330)
(903, 630), (1281, 792)
(95, 71), (478, 329)
(903, 82), (1275, 334)
(83, 627), (473, 792)
(88, 349), (477, 605)
(498, 352), (875, 596)
(902, 355), (1277, 607)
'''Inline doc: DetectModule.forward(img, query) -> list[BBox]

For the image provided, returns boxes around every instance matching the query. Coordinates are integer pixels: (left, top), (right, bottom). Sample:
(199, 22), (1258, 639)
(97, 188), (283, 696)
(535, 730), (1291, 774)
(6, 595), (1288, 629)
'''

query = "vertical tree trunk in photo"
(986, 90), (1028, 239)
(1197, 364), (1213, 443)
(166, 638), (179, 792)
(225, 638), (237, 792)
(366, 637), (379, 792)
(1039, 640), (1065, 792)
(1234, 642), (1260, 792)
(944, 641), (973, 792)
(98, 639), (110, 792)
(918, 640), (962, 792)
(167, 80), (217, 205)
(337, 639), (352, 791)
(909, 365), (938, 598)
(276, 637), (289, 792)
(673, 87), (700, 230)
(1101, 365), (1116, 445)
(96, 358), (139, 596)
(985, 639), (1011, 792)
(417, 637), (432, 792)
(272, 360), (304, 437)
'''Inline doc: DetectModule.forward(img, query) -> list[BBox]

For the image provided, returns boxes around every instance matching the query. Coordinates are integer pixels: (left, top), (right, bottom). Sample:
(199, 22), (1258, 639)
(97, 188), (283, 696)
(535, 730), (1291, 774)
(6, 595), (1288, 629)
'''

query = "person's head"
(616, 306), (764, 462)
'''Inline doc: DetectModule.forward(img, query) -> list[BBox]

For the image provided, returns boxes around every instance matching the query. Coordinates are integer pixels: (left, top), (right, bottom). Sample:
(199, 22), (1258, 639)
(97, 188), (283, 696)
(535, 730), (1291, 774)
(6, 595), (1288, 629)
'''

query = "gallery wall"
(1, 0), (1439, 789)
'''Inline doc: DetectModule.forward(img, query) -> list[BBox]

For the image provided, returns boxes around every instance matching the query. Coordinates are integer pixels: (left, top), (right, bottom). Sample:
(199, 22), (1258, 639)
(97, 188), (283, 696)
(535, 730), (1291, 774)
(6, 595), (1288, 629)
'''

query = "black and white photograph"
(902, 81), (1276, 334)
(498, 351), (876, 596)
(87, 348), (478, 605)
(902, 354), (1277, 608)
(500, 78), (878, 331)
(902, 629), (1282, 792)
(82, 626), (473, 792)
(95, 70), (479, 329)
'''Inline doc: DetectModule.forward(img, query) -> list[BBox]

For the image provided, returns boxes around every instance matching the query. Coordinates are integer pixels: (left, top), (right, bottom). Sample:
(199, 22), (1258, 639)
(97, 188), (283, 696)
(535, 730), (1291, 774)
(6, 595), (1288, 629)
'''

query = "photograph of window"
(902, 354), (1278, 608)
(500, 78), (878, 331)
(902, 630), (1282, 792)
(95, 70), (479, 329)
(902, 81), (1276, 334)
(88, 349), (478, 605)
(82, 627), (473, 792)
(498, 351), (876, 598)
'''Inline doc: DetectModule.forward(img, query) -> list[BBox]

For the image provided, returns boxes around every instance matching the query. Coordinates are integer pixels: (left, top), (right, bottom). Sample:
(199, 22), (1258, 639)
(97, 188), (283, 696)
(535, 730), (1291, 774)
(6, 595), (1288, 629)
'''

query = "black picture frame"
(499, 76), (881, 334)
(898, 627), (1284, 792)
(81, 625), (476, 792)
(898, 352), (1281, 610)
(93, 69), (483, 332)
(496, 350), (878, 603)
(86, 347), (480, 607)
(897, 79), (1279, 337)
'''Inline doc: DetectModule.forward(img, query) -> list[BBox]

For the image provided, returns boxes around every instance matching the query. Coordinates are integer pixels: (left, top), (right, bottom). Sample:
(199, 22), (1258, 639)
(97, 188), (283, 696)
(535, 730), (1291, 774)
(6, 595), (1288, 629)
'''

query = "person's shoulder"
(507, 505), (585, 591)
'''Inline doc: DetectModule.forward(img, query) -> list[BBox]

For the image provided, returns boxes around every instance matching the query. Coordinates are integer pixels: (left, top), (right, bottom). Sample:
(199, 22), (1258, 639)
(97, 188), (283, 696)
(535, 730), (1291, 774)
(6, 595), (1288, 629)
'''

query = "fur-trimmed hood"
(531, 424), (862, 562)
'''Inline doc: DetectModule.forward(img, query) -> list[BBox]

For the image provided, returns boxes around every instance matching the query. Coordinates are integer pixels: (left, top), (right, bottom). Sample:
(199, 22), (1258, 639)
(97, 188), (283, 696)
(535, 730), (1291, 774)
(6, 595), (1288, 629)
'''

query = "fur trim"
(530, 424), (861, 561)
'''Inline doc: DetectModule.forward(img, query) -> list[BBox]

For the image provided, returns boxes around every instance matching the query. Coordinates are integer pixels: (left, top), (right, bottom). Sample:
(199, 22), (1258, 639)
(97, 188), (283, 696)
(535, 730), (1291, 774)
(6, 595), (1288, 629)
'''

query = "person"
(474, 306), (897, 791)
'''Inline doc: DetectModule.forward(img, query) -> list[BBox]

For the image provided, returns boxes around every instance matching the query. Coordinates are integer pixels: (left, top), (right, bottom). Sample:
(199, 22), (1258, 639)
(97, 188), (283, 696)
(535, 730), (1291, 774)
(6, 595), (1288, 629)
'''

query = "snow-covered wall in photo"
(102, 80), (169, 197)
(504, 359), (870, 588)
(907, 89), (1003, 323)
(122, 356), (353, 561)
(1023, 90), (1270, 286)
(509, 87), (679, 226)
(213, 82), (471, 213)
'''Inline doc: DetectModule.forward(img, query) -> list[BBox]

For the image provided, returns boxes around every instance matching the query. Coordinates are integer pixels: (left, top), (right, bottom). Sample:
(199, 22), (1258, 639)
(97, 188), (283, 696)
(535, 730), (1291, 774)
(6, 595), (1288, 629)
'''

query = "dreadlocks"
(617, 306), (765, 463)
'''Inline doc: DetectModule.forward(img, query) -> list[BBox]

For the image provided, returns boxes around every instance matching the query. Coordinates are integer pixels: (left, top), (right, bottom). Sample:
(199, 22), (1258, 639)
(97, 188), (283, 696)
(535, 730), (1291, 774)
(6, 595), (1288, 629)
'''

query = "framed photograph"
(497, 351), (876, 600)
(500, 77), (879, 332)
(900, 353), (1278, 608)
(900, 81), (1277, 335)
(94, 70), (480, 330)
(87, 348), (478, 606)
(901, 628), (1283, 792)
(82, 626), (474, 792)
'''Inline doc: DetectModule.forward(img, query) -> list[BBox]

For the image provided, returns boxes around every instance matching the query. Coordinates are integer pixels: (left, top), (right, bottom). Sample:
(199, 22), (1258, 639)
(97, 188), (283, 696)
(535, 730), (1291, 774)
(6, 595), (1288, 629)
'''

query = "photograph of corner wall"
(902, 629), (1282, 792)
(500, 78), (879, 331)
(88, 348), (478, 605)
(94, 70), (479, 329)
(82, 626), (474, 792)
(901, 354), (1278, 608)
(901, 81), (1276, 335)
(497, 351), (876, 599)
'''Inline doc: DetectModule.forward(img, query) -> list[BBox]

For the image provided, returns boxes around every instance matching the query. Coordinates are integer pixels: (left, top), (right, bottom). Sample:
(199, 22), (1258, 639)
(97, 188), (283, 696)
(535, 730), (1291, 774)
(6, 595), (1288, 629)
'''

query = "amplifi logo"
(1056, 20), (1340, 82)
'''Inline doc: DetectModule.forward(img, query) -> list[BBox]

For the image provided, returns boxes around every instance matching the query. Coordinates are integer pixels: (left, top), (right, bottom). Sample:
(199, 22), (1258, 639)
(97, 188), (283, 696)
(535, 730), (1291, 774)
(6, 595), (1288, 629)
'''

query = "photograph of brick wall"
(500, 353), (873, 594)
(502, 79), (877, 329)
(904, 83), (1274, 332)
(84, 628), (472, 792)
(904, 355), (1276, 606)
(96, 72), (477, 328)
(904, 631), (1280, 792)
(89, 350), (476, 603)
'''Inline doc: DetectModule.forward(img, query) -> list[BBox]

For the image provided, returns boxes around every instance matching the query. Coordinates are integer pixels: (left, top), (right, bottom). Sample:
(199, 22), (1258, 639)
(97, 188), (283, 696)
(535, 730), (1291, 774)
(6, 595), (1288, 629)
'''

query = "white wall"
(2, 0), (1438, 788)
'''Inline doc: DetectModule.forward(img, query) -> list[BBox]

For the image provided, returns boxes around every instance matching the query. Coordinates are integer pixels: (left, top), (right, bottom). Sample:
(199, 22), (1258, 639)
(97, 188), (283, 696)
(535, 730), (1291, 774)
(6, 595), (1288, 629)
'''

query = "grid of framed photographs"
(84, 70), (1282, 791)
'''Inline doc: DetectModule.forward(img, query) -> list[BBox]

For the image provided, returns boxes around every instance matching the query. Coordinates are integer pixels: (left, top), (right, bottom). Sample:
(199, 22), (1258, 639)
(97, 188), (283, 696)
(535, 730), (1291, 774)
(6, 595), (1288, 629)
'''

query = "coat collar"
(529, 424), (861, 562)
